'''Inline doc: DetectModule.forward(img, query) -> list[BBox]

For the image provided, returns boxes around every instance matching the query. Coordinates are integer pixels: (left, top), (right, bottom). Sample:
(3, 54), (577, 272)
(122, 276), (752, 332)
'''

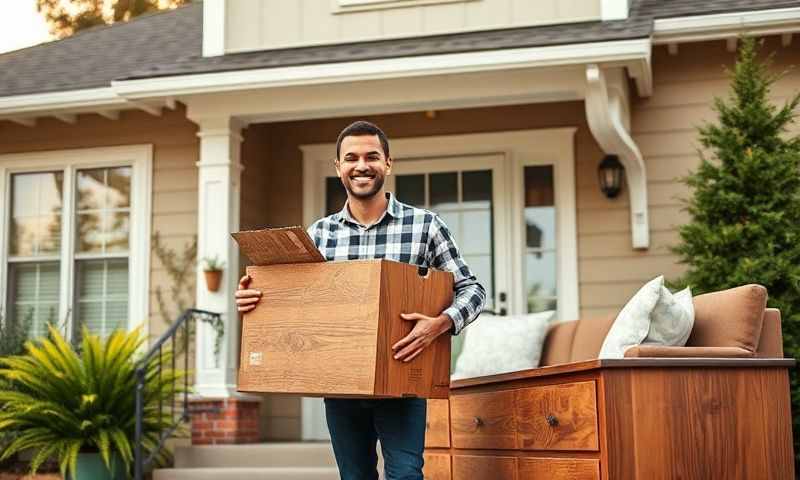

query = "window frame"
(0, 145), (153, 339)
(333, 0), (476, 14)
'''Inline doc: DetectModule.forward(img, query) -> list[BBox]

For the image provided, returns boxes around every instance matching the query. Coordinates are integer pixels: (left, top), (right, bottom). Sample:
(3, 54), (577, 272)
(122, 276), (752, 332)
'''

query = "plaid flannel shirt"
(307, 192), (486, 335)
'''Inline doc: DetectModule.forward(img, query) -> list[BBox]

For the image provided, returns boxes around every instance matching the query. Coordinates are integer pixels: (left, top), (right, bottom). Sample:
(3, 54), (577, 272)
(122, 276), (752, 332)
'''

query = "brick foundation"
(190, 398), (261, 445)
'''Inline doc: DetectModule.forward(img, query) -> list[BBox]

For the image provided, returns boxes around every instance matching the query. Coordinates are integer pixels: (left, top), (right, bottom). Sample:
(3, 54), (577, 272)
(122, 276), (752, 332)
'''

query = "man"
(235, 120), (485, 480)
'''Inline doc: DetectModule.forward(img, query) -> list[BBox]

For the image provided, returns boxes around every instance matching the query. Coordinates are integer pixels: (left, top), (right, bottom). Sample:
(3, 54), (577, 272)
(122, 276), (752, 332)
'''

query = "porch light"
(598, 154), (624, 199)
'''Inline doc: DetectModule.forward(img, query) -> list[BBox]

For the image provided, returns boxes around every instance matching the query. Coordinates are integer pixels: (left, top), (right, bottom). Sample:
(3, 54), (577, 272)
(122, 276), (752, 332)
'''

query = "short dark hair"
(336, 121), (390, 160)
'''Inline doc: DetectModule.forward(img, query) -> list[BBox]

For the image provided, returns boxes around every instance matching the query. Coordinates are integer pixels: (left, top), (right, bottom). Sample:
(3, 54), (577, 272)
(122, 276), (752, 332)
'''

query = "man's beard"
(342, 173), (385, 199)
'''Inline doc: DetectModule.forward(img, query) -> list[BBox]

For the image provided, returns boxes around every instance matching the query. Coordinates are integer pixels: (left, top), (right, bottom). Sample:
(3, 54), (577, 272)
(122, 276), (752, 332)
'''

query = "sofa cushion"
(624, 345), (753, 358)
(540, 320), (579, 367)
(569, 314), (616, 362)
(688, 284), (767, 352)
(451, 311), (553, 380)
(756, 308), (784, 358)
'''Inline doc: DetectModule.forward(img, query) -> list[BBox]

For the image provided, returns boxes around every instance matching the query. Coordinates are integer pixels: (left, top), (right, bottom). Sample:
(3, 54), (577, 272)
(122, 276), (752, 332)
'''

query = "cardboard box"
(232, 227), (453, 399)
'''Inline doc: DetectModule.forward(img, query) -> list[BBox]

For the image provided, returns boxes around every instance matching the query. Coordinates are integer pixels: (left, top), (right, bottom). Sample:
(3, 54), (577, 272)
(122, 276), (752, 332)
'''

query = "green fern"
(0, 325), (186, 479)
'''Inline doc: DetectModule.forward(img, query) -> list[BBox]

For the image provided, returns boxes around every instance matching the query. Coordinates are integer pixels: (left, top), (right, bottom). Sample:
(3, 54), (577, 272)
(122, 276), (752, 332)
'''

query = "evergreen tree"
(671, 36), (800, 467)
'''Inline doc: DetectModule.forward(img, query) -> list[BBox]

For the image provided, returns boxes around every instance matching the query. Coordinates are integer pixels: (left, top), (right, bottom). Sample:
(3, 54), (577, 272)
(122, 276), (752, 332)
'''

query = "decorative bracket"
(585, 64), (650, 249)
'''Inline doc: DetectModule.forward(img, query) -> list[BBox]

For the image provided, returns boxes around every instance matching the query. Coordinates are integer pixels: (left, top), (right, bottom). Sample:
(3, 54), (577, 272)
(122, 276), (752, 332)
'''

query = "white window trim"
(299, 128), (579, 321)
(0, 145), (153, 338)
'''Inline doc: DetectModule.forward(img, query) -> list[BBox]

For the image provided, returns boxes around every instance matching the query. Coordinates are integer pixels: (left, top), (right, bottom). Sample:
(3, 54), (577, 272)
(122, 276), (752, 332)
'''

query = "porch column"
(193, 116), (243, 398)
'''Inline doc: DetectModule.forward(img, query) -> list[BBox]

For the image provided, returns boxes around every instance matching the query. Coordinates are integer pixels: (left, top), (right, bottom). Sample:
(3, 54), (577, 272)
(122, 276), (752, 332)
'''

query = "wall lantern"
(598, 154), (624, 199)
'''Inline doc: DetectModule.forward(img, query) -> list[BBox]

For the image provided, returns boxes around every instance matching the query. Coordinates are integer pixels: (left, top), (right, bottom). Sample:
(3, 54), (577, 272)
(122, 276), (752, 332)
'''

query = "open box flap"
(231, 226), (325, 266)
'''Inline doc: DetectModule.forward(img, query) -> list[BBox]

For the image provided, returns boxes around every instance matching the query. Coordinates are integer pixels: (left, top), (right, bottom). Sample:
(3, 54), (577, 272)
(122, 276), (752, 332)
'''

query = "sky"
(0, 0), (52, 54)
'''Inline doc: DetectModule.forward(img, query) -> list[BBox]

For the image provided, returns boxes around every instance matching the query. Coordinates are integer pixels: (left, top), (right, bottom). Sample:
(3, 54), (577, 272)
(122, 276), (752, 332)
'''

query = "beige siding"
(0, 106), (200, 341)
(225, 0), (601, 53)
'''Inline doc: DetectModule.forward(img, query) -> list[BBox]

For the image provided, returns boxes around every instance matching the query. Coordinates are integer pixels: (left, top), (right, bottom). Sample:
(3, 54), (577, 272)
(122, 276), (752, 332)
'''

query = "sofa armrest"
(624, 345), (753, 358)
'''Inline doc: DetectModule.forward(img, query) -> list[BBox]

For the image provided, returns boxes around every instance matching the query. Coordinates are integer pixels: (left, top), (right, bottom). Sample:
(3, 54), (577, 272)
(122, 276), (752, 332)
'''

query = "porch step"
(153, 466), (339, 480)
(172, 442), (337, 468)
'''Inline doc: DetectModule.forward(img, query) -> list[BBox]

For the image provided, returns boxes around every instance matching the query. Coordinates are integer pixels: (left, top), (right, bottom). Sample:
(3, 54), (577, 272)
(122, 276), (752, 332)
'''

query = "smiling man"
(236, 120), (485, 480)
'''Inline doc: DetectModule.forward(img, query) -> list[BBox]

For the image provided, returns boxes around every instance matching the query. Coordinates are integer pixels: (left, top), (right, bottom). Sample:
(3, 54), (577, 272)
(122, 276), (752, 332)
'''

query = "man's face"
(336, 134), (392, 200)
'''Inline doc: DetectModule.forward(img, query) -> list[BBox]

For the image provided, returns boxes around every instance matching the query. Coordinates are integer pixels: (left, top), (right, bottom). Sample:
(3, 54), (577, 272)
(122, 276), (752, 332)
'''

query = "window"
(1, 146), (151, 340)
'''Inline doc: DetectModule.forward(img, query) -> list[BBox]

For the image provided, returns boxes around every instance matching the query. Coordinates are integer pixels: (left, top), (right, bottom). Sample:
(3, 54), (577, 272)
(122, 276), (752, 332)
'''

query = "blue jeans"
(324, 397), (427, 480)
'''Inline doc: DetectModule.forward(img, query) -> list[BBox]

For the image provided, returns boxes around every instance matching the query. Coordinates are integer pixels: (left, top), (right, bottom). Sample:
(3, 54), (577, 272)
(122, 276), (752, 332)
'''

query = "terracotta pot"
(204, 269), (223, 292)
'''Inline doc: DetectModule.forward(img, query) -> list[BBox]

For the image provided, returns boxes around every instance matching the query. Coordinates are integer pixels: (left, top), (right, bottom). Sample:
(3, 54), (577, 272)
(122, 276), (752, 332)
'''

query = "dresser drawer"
(452, 455), (516, 480)
(450, 381), (598, 451)
(450, 389), (517, 449)
(425, 399), (450, 448)
(423, 453), (451, 480)
(519, 457), (600, 480)
(515, 381), (599, 451)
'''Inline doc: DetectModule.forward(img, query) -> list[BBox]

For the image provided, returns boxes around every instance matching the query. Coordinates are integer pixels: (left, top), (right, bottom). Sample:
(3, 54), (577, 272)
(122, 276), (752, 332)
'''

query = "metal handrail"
(133, 308), (221, 480)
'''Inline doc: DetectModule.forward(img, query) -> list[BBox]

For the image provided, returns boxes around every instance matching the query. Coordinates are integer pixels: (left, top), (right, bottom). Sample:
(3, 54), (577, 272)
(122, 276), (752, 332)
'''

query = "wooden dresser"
(422, 358), (796, 480)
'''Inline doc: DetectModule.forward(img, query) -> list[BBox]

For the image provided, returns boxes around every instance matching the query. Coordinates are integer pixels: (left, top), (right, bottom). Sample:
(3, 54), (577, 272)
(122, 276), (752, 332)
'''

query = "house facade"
(1, 0), (800, 443)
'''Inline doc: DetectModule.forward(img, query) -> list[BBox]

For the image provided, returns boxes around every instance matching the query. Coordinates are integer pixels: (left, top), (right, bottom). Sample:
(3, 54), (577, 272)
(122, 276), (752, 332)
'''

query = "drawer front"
(425, 399), (450, 448)
(450, 390), (517, 449)
(515, 381), (599, 451)
(519, 457), (600, 480)
(423, 453), (451, 480)
(452, 455), (517, 480)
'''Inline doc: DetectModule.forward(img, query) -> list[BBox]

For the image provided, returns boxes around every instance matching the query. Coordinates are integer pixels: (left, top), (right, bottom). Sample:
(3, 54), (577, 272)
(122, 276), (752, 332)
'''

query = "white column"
(194, 117), (244, 397)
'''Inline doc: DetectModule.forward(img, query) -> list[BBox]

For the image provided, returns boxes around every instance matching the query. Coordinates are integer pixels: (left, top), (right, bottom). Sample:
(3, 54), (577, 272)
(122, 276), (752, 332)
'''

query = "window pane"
(462, 170), (491, 203)
(75, 259), (128, 337)
(75, 167), (131, 254)
(77, 169), (106, 211)
(76, 213), (104, 253)
(524, 165), (554, 207)
(524, 207), (556, 250)
(8, 262), (60, 339)
(395, 174), (425, 207)
(429, 172), (457, 210)
(525, 251), (557, 314)
(10, 172), (63, 257)
(325, 177), (347, 217)
(107, 167), (132, 208)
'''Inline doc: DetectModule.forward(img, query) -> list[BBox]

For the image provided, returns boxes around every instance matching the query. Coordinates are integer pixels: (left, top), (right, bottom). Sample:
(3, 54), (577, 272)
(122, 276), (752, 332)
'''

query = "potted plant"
(0, 325), (184, 479)
(201, 256), (225, 292)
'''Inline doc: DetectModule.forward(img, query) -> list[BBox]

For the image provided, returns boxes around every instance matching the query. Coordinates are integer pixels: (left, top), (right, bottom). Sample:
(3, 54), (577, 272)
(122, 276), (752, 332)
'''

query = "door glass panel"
(524, 166), (557, 314)
(395, 174), (425, 207)
(429, 172), (457, 209)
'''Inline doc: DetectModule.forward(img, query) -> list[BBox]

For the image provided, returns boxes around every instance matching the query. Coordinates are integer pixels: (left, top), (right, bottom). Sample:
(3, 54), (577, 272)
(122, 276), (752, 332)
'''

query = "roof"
(1, 0), (799, 98)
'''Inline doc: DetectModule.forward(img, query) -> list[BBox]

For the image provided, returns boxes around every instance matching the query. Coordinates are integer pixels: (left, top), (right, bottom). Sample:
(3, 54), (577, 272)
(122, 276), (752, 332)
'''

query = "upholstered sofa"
(540, 284), (785, 366)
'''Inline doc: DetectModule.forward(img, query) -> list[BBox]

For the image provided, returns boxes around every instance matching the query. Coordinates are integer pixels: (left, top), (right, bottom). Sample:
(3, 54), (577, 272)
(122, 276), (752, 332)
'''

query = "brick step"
(153, 466), (340, 480)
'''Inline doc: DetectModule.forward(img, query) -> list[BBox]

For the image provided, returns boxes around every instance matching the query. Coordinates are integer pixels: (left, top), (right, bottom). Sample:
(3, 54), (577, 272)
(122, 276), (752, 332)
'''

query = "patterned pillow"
(451, 311), (554, 380)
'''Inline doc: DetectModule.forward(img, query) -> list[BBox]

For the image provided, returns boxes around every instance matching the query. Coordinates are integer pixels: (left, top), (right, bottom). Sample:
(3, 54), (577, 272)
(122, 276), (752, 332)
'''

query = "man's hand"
(391, 313), (453, 362)
(235, 274), (262, 313)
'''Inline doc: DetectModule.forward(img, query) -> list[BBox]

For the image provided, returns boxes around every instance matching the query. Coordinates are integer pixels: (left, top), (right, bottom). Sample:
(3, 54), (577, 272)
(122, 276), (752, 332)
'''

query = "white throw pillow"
(600, 277), (696, 359)
(451, 311), (554, 380)
(644, 286), (694, 347)
(598, 276), (664, 359)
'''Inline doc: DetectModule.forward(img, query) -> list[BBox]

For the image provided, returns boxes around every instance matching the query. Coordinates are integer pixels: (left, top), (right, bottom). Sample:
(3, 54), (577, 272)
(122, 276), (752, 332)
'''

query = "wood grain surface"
(423, 453), (451, 480)
(450, 390), (517, 450)
(238, 261), (382, 395)
(515, 381), (599, 451)
(452, 455), (518, 480)
(425, 399), (451, 448)
(518, 457), (600, 479)
(238, 259), (453, 398)
(377, 260), (453, 398)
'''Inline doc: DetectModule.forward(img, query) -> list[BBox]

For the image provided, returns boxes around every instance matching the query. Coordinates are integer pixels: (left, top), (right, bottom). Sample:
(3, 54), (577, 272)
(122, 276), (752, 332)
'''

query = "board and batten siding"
(225, 0), (601, 54)
(0, 106), (200, 341)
